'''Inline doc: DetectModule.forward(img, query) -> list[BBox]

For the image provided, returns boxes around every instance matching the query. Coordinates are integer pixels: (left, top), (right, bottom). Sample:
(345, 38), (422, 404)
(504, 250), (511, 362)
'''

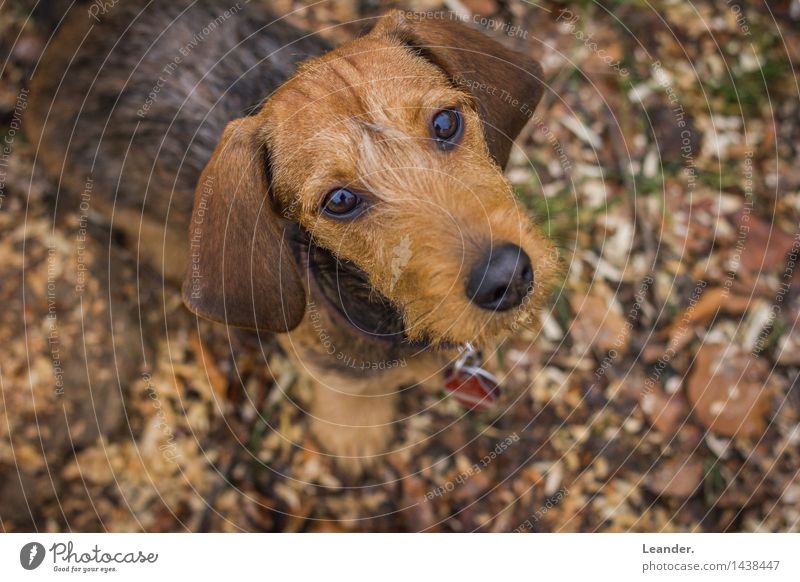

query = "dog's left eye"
(321, 187), (362, 218)
(431, 108), (463, 149)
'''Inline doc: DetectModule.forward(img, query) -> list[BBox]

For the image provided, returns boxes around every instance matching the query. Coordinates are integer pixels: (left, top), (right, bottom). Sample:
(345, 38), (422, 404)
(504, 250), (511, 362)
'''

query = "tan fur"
(236, 14), (559, 470)
(263, 34), (559, 346)
(31, 8), (559, 472)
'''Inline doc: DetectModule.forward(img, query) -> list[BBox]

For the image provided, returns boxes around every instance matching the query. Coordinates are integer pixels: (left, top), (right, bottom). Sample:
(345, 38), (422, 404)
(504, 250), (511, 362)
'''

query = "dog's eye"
(431, 108), (463, 148)
(322, 187), (362, 217)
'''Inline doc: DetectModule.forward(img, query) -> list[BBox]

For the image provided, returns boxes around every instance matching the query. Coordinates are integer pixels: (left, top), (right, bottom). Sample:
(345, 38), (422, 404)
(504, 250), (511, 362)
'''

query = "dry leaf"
(569, 291), (630, 353)
(646, 454), (705, 498)
(667, 287), (752, 350)
(687, 343), (774, 438)
(640, 384), (688, 435)
(731, 211), (797, 274)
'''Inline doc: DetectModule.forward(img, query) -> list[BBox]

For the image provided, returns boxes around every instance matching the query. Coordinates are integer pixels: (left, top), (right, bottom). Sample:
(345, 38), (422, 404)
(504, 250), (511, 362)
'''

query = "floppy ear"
(182, 115), (306, 332)
(372, 11), (544, 168)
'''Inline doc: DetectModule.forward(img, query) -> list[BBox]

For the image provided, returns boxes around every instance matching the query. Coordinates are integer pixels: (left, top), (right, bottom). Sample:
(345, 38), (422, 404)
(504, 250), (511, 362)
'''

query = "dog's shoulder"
(28, 0), (330, 217)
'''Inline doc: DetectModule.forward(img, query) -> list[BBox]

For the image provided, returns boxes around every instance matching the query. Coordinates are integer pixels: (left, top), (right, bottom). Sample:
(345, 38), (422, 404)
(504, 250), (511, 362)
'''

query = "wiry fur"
(28, 4), (559, 472)
(265, 35), (559, 346)
(28, 0), (329, 279)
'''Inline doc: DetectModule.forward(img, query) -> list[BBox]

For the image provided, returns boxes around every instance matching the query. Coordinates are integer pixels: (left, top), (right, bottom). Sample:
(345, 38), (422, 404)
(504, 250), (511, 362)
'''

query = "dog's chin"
(401, 301), (535, 349)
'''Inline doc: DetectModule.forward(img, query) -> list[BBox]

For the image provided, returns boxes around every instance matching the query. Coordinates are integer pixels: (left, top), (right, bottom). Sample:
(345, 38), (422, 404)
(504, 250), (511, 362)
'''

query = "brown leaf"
(401, 476), (437, 532)
(639, 384), (688, 435)
(569, 291), (630, 353)
(646, 454), (705, 498)
(775, 334), (800, 366)
(731, 211), (797, 274)
(461, 0), (499, 17)
(687, 343), (773, 438)
(666, 287), (752, 350)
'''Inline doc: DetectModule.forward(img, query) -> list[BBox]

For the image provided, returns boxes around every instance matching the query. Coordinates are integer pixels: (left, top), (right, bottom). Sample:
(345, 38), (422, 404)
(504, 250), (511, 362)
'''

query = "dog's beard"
(301, 239), (539, 350)
(396, 287), (540, 348)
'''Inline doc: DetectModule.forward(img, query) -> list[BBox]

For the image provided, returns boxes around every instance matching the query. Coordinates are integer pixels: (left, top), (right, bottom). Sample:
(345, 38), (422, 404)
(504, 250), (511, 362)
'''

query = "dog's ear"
(182, 115), (306, 332)
(372, 10), (544, 168)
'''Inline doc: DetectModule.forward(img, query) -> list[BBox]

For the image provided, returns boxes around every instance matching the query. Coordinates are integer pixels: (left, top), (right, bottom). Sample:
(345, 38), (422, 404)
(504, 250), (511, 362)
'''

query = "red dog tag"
(443, 364), (501, 411)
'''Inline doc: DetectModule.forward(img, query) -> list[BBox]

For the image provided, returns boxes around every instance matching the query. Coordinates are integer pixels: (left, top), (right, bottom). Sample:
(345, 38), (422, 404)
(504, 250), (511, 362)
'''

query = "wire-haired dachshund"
(29, 0), (559, 472)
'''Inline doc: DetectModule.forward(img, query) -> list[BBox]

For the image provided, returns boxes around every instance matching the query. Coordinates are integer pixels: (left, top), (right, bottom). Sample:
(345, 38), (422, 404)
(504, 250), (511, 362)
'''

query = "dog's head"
(183, 10), (559, 346)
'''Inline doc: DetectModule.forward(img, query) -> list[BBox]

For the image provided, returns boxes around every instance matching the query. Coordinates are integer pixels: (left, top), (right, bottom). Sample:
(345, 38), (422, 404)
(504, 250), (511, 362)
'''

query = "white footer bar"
(1, 533), (798, 580)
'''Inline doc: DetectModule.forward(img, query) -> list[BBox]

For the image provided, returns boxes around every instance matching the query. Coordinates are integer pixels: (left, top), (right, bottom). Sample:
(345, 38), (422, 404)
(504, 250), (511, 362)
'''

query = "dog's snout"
(466, 243), (533, 311)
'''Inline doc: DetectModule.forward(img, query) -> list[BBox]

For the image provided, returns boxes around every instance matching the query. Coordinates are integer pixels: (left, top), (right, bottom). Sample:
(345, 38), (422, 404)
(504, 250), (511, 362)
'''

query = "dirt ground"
(1, 0), (799, 532)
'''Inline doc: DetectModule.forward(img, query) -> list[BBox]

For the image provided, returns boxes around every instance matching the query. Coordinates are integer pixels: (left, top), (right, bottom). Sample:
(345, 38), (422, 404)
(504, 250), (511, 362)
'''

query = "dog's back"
(28, 0), (329, 277)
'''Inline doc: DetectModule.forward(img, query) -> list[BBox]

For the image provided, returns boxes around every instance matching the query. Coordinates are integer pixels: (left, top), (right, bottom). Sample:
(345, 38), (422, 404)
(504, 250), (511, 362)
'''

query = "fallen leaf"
(646, 454), (705, 498)
(460, 0), (498, 17)
(569, 291), (630, 353)
(687, 343), (774, 438)
(640, 384), (688, 434)
(666, 287), (752, 350)
(401, 476), (437, 532)
(775, 333), (800, 366)
(731, 211), (797, 274)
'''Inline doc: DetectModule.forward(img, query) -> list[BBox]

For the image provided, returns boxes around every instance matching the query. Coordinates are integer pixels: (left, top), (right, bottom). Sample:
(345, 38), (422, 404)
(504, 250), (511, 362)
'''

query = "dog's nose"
(466, 243), (533, 311)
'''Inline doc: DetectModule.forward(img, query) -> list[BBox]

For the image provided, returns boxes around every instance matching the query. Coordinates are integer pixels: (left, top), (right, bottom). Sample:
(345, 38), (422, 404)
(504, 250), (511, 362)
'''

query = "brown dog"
(29, 2), (559, 470)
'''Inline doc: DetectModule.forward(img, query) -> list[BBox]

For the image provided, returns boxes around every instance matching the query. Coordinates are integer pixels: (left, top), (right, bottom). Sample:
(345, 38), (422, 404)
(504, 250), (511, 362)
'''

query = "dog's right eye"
(431, 108), (463, 149)
(321, 188), (362, 218)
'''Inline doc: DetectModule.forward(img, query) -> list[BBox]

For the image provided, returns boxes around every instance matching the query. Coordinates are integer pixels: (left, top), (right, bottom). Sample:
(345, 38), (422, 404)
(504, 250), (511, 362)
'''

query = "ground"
(1, 0), (799, 532)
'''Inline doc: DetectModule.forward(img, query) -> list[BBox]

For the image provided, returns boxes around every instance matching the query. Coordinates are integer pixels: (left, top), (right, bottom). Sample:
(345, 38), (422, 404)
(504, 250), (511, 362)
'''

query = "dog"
(28, 0), (559, 471)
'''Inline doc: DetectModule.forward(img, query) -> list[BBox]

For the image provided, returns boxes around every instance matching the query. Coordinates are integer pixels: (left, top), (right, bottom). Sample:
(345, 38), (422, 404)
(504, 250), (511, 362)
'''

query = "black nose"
(466, 243), (533, 311)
